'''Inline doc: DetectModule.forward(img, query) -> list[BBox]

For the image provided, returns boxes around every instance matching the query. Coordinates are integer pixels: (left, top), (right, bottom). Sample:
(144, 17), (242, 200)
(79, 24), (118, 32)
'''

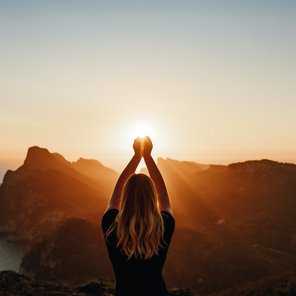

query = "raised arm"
(143, 136), (173, 215)
(105, 138), (142, 212)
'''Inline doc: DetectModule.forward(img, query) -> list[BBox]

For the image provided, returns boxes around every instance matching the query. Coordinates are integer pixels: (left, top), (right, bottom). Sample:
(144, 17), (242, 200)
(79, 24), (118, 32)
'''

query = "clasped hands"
(133, 136), (153, 158)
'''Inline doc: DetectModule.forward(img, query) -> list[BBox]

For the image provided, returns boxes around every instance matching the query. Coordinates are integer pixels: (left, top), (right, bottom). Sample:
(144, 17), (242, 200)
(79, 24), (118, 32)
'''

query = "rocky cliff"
(0, 146), (118, 242)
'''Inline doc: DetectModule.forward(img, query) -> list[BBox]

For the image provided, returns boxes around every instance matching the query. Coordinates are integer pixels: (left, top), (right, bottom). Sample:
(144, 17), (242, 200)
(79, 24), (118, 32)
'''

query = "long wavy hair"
(105, 173), (166, 260)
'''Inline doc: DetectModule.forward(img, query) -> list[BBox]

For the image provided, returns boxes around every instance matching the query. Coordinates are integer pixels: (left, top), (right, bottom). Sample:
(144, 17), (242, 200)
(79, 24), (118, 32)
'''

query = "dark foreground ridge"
(1, 270), (296, 296)
(0, 270), (192, 296)
(208, 272), (296, 296)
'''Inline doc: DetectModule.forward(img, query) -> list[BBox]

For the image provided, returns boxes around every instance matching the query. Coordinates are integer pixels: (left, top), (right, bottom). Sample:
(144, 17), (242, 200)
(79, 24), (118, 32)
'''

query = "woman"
(101, 136), (175, 296)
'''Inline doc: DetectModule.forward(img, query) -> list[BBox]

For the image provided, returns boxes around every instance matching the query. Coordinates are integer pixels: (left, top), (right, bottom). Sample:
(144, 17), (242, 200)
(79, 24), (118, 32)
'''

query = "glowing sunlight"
(129, 121), (156, 140)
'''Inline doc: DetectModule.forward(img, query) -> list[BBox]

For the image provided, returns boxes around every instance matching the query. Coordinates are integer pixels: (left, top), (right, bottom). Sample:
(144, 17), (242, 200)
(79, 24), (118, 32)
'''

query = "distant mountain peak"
(229, 159), (296, 171)
(25, 146), (51, 163)
(73, 157), (105, 168)
(156, 157), (209, 172)
(71, 157), (118, 179)
(24, 146), (68, 169)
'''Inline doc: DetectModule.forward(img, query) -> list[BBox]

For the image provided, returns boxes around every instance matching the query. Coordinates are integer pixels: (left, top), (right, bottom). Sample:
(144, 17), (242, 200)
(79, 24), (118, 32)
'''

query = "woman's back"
(101, 137), (175, 296)
(102, 208), (175, 296)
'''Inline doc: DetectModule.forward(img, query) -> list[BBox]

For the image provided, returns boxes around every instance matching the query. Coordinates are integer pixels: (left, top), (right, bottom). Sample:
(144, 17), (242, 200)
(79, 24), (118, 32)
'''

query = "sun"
(118, 119), (165, 159)
(129, 121), (156, 140)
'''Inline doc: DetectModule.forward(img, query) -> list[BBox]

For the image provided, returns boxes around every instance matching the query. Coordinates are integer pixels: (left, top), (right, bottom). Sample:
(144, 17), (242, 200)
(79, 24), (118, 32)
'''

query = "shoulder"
(103, 207), (119, 216)
(160, 210), (175, 245)
(101, 208), (119, 233)
(161, 210), (175, 229)
(161, 209), (174, 220)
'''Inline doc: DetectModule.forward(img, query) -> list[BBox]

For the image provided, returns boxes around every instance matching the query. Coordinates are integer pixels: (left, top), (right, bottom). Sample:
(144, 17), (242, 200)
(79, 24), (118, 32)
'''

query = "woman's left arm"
(105, 138), (142, 212)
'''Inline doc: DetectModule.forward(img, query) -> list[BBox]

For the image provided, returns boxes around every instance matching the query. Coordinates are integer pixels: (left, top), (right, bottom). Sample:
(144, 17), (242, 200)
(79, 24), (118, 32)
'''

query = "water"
(0, 237), (24, 272)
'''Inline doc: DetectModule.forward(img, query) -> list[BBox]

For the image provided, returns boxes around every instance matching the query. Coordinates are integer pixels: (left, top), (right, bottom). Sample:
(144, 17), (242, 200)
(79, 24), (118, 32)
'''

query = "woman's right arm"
(105, 138), (142, 212)
(143, 136), (173, 215)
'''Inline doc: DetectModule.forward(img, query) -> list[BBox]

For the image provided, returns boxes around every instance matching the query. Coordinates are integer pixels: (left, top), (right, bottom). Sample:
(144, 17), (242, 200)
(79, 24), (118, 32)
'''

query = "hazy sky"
(1, 0), (295, 171)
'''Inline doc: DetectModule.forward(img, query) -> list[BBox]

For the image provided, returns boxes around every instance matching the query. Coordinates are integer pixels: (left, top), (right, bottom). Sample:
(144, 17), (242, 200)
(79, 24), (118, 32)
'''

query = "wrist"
(134, 153), (142, 160)
(143, 153), (152, 160)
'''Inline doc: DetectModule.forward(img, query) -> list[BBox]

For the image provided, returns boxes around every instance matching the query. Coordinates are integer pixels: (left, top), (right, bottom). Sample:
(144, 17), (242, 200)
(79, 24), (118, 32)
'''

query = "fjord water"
(0, 237), (24, 271)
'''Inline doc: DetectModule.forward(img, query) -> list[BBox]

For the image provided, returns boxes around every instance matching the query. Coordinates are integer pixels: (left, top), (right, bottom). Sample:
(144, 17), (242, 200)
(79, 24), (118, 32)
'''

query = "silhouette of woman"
(101, 136), (175, 296)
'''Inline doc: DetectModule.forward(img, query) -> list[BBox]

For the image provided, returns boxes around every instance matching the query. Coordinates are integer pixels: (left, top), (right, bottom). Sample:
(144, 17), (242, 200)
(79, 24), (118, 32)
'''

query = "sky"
(0, 0), (295, 174)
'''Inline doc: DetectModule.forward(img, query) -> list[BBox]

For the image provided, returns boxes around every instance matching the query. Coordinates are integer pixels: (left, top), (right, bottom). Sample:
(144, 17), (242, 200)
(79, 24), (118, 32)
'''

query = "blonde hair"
(105, 173), (166, 260)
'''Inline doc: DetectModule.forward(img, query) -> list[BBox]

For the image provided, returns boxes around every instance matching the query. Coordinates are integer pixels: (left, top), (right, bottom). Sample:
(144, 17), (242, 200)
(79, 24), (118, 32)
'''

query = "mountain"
(155, 157), (296, 239)
(142, 157), (296, 294)
(0, 146), (118, 241)
(1, 148), (296, 295)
